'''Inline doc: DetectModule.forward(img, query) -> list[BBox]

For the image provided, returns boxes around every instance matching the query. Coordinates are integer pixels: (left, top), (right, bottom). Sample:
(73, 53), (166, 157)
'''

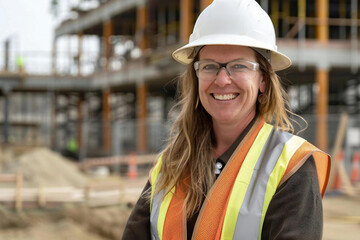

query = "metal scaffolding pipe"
(137, 5), (148, 50)
(339, 0), (347, 39)
(180, 0), (193, 43)
(137, 83), (148, 153)
(3, 88), (10, 144)
(351, 0), (358, 73)
(77, 32), (83, 76)
(102, 90), (112, 153)
(270, 0), (279, 33)
(316, 0), (328, 42)
(200, 0), (213, 10)
(103, 20), (113, 71)
(298, 0), (306, 71)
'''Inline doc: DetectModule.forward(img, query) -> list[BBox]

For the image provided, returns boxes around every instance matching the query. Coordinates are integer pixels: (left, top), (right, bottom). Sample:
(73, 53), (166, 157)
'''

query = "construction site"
(0, 0), (360, 239)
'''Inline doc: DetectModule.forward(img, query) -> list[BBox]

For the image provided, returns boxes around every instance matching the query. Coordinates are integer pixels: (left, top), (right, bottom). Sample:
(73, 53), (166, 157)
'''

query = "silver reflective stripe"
(233, 129), (293, 239)
(150, 189), (163, 240)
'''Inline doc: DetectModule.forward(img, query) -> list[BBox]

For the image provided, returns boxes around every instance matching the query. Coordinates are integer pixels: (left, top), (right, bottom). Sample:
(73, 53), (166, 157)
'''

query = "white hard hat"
(172, 0), (291, 71)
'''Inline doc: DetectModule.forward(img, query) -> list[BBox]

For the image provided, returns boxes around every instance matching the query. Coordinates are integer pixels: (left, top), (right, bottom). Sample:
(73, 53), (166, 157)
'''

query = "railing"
(0, 49), (100, 76)
(0, 173), (143, 209)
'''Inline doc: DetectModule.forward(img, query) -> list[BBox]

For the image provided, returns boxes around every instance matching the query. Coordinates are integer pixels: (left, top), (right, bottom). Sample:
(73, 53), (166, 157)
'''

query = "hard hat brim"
(172, 34), (291, 71)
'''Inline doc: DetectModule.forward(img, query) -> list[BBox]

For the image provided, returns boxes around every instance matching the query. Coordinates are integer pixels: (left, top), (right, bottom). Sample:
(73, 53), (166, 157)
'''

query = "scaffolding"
(1, 0), (360, 157)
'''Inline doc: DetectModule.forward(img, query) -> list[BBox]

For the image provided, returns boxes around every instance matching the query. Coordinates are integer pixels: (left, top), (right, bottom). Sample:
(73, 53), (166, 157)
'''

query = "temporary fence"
(0, 172), (143, 210)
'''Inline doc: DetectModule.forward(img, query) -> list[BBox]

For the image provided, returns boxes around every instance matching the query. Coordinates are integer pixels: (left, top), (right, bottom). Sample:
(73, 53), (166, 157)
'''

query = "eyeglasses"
(194, 59), (260, 81)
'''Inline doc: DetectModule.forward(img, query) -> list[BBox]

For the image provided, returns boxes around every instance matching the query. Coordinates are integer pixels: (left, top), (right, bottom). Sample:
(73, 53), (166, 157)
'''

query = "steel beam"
(55, 0), (146, 37)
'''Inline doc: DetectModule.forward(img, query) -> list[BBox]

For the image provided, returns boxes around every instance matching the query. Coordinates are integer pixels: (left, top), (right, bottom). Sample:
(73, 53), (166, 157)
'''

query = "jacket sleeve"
(261, 156), (323, 240)
(122, 180), (152, 240)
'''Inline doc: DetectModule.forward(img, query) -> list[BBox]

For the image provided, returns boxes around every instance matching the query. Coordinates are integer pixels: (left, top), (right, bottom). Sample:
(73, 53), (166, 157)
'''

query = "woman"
(123, 0), (331, 239)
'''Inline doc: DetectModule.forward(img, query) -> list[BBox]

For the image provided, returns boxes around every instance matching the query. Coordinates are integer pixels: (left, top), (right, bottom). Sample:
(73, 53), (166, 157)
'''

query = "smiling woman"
(122, 0), (331, 239)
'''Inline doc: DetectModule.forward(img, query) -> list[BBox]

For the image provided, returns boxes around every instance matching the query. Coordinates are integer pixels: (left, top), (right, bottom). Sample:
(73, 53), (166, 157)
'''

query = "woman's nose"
(214, 68), (232, 87)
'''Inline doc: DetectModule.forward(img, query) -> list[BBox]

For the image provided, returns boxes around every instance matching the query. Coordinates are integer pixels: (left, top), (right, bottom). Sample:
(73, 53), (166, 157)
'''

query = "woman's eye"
(231, 64), (247, 70)
(202, 64), (218, 70)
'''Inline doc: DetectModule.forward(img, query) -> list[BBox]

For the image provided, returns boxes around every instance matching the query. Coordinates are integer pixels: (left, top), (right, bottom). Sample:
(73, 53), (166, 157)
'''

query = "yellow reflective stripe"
(149, 155), (176, 240)
(158, 186), (175, 240)
(221, 123), (273, 240)
(258, 135), (305, 240)
(150, 155), (162, 212)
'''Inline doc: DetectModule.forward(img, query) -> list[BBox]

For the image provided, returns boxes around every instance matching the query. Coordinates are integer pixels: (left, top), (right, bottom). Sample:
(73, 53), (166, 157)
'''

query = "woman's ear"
(259, 74), (266, 93)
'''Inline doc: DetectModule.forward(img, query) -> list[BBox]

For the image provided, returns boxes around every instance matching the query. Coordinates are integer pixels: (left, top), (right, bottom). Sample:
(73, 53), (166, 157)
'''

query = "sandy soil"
(323, 194), (360, 240)
(0, 204), (132, 240)
(0, 146), (359, 239)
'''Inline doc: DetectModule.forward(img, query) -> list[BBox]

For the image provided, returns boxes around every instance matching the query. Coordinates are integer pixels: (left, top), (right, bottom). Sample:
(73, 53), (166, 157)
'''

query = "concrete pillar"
(102, 89), (112, 153)
(103, 20), (113, 71)
(137, 83), (148, 153)
(180, 0), (193, 43)
(315, 0), (329, 151)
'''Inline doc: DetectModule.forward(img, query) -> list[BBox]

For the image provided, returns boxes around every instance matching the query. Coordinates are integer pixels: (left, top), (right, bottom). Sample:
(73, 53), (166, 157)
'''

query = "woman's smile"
(212, 93), (239, 101)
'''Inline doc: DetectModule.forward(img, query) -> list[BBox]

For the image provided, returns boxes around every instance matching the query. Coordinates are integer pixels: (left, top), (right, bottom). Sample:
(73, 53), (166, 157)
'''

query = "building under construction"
(1, 0), (360, 162)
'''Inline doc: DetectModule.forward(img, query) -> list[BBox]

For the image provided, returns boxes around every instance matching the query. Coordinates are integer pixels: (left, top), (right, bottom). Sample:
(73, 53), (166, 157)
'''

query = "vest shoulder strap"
(281, 141), (331, 197)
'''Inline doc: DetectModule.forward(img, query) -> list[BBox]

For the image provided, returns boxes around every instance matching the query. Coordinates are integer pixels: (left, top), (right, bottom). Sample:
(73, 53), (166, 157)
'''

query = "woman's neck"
(212, 112), (256, 158)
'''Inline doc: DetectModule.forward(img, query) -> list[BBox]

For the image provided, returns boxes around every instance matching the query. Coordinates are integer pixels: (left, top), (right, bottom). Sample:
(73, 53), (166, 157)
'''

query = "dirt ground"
(323, 193), (360, 240)
(1, 178), (360, 239)
(0, 204), (132, 240)
(0, 146), (133, 240)
(0, 146), (359, 239)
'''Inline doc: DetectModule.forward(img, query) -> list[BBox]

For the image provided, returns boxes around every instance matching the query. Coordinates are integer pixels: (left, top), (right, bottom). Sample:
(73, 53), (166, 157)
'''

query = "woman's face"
(198, 45), (265, 126)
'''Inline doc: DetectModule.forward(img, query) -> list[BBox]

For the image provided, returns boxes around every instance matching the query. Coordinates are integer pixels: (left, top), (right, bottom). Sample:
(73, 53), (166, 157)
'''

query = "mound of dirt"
(0, 206), (108, 240)
(66, 204), (132, 239)
(0, 206), (30, 229)
(15, 148), (88, 188)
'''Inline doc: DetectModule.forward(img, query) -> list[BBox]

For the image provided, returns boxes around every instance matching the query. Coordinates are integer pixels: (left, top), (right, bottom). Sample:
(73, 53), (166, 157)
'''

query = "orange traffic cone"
(333, 150), (344, 190)
(350, 152), (360, 183)
(127, 152), (138, 178)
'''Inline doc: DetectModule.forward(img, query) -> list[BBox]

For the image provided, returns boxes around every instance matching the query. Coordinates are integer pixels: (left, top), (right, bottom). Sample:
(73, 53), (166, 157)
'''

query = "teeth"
(213, 94), (237, 100)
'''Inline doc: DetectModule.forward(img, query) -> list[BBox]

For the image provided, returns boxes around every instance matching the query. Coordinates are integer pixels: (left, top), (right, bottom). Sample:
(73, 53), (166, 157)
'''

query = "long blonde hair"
(256, 53), (296, 133)
(155, 51), (296, 218)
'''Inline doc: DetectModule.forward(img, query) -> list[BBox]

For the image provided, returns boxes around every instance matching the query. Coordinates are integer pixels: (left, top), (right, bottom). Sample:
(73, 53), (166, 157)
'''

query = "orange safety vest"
(150, 118), (330, 240)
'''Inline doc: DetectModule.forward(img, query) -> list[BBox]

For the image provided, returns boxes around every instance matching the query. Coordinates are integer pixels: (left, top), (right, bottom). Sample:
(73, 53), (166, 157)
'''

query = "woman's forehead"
(199, 45), (256, 61)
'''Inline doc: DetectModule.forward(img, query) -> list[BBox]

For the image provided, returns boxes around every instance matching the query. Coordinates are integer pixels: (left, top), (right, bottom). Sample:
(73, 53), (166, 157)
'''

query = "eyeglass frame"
(193, 59), (260, 80)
